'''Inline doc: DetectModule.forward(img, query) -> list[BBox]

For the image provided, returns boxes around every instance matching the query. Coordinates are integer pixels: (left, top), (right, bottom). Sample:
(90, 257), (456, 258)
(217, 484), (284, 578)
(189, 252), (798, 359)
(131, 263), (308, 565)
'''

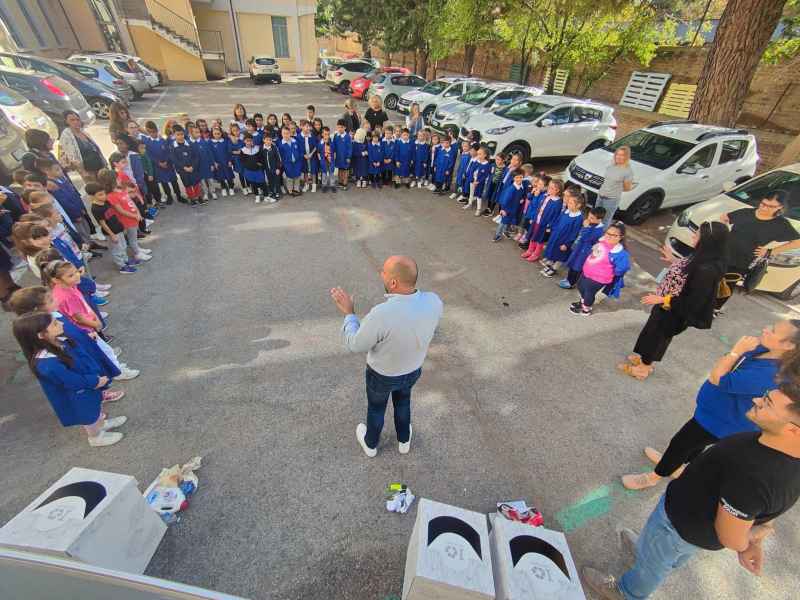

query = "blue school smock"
(250, 130), (264, 148)
(413, 142), (429, 178)
(192, 138), (215, 180)
(128, 152), (147, 193)
(332, 132), (352, 170)
(433, 146), (456, 184)
(472, 160), (492, 197)
(317, 139), (335, 175)
(229, 134), (244, 173)
(351, 141), (369, 178)
(298, 133), (319, 175)
(171, 140), (201, 186)
(543, 210), (584, 262)
(463, 159), (478, 190)
(393, 139), (414, 177)
(143, 135), (177, 184)
(209, 138), (234, 181)
(566, 224), (606, 272)
(278, 137), (303, 178)
(455, 153), (472, 192)
(33, 342), (108, 427)
(498, 183), (526, 225)
(239, 146), (266, 183)
(367, 142), (383, 176)
(484, 165), (507, 203)
(54, 312), (120, 380)
(605, 245), (631, 298)
(693, 347), (776, 439)
(50, 177), (84, 222)
(381, 138), (395, 173)
(527, 195), (563, 243)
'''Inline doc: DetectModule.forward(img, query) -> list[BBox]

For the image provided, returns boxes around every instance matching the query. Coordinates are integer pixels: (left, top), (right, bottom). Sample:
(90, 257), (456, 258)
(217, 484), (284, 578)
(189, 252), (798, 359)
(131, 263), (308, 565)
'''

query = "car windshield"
(727, 170), (800, 215)
(604, 131), (695, 170)
(420, 80), (449, 95)
(459, 87), (494, 105)
(0, 88), (25, 106)
(495, 100), (552, 123)
(113, 60), (134, 73)
(255, 58), (276, 65)
(373, 74), (386, 84)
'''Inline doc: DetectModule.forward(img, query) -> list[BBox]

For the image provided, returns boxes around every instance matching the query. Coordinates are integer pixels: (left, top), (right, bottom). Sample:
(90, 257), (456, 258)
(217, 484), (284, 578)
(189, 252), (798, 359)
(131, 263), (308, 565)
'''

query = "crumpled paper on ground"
(157, 456), (202, 489)
(386, 488), (415, 514)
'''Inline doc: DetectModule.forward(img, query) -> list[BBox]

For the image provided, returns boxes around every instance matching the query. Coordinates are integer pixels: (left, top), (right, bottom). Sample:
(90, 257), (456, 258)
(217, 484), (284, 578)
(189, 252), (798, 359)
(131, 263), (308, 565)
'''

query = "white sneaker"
(456, 195), (465, 202)
(449, 192), (457, 199)
(410, 181), (416, 188)
(102, 415), (127, 430)
(428, 184), (436, 191)
(312, 183), (317, 193)
(211, 192), (218, 200)
(88, 430), (123, 447)
(116, 368), (140, 381)
(268, 196), (277, 204)
(242, 188), (250, 195)
(138, 247), (152, 254)
(96, 283), (112, 291)
(257, 195), (264, 203)
(100, 311), (109, 319)
(356, 423), (377, 457)
(399, 425), (412, 455)
(111, 346), (122, 357)
(145, 218), (154, 228)
(135, 253), (152, 262)
(94, 289), (110, 298)
(91, 232), (107, 242)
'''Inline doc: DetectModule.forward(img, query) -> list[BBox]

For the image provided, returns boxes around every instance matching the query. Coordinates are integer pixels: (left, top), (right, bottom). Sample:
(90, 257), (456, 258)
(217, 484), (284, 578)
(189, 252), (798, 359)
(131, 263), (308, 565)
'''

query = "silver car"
(57, 60), (134, 104)
(366, 73), (427, 111)
(68, 54), (148, 98)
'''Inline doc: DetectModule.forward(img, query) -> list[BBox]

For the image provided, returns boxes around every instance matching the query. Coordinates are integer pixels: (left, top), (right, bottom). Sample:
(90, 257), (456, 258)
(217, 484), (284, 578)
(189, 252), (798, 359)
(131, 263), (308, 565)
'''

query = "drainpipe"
(227, 0), (244, 72)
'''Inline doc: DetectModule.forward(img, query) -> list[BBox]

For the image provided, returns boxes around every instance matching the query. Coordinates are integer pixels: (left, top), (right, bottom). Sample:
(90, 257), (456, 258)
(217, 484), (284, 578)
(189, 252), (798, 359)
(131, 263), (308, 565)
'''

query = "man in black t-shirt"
(581, 382), (800, 599)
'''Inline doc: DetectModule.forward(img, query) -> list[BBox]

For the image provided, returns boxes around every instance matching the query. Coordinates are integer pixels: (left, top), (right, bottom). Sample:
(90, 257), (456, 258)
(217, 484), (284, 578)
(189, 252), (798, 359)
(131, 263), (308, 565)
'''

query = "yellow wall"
(159, 0), (196, 23)
(193, 7), (241, 72)
(298, 14), (317, 72)
(61, 0), (108, 51)
(128, 24), (206, 81)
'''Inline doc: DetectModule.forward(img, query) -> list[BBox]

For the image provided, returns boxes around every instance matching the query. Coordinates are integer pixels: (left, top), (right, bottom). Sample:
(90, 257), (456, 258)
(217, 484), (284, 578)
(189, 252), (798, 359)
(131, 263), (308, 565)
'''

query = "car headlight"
(568, 159), (576, 172)
(486, 125), (514, 135)
(676, 210), (691, 227)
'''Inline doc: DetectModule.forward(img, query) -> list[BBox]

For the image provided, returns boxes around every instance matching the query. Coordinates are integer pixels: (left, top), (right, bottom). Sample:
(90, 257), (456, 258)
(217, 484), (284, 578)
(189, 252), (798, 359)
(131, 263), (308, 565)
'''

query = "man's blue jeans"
(619, 494), (701, 599)
(364, 366), (421, 449)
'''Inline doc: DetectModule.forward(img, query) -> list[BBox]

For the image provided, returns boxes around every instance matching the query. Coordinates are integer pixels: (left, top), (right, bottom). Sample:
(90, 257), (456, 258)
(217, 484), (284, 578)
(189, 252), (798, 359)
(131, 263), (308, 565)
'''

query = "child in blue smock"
(209, 126), (234, 196)
(492, 170), (526, 242)
(427, 133), (442, 191)
(521, 178), (564, 262)
(393, 128), (414, 188)
(516, 169), (546, 243)
(541, 187), (586, 277)
(298, 121), (318, 192)
(12, 312), (126, 447)
(143, 121), (182, 204)
(228, 123), (247, 194)
(171, 125), (203, 205)
(452, 140), (475, 201)
(432, 137), (457, 194)
(411, 131), (430, 188)
(380, 125), (395, 186)
(464, 146), (492, 215)
(482, 152), (508, 214)
(317, 127), (337, 193)
(189, 124), (217, 200)
(559, 206), (607, 289)
(332, 119), (352, 189)
(367, 131), (384, 189)
(278, 125), (304, 196)
(351, 128), (369, 188)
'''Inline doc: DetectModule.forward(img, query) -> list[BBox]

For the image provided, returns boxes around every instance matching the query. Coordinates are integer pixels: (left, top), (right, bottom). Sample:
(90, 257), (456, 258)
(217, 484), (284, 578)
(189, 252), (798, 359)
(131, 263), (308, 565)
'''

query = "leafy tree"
(315, 0), (386, 56)
(430, 0), (502, 75)
(762, 0), (800, 63)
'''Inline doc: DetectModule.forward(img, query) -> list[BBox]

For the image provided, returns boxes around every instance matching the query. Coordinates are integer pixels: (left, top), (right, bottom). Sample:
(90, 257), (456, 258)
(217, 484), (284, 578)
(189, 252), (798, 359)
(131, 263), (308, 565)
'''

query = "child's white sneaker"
(211, 192), (219, 200)
(268, 196), (277, 203)
(135, 253), (152, 262)
(302, 182), (310, 192)
(428, 183), (436, 191)
(311, 183), (317, 193)
(399, 425), (412, 455)
(254, 196), (262, 204)
(88, 430), (123, 447)
(449, 192), (457, 199)
(242, 188), (250, 195)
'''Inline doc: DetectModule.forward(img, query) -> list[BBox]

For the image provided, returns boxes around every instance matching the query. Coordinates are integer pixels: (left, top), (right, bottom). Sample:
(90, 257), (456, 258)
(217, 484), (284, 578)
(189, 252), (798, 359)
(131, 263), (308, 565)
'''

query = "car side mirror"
(722, 181), (736, 192)
(539, 118), (553, 128)
(679, 165), (698, 175)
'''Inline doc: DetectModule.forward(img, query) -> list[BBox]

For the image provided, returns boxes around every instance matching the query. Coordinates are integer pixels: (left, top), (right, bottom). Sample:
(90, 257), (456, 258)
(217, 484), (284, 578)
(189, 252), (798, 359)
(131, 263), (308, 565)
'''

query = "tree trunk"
(385, 51), (392, 67)
(689, 0), (786, 127)
(418, 50), (429, 79)
(776, 133), (800, 167)
(360, 37), (372, 58)
(463, 44), (477, 76)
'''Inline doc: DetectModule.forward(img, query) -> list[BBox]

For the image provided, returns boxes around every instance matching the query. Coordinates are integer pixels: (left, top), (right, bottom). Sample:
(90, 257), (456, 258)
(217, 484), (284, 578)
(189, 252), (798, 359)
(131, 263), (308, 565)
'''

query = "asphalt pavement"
(0, 79), (798, 600)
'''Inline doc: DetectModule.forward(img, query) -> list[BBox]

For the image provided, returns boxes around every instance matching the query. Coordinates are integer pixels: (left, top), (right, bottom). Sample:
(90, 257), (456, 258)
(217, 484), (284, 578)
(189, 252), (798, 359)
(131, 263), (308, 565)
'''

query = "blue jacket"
(298, 133), (318, 174)
(142, 135), (176, 183)
(565, 224), (605, 272)
(278, 137), (303, 178)
(209, 138), (233, 180)
(433, 146), (457, 183)
(456, 153), (473, 191)
(498, 183), (526, 224)
(471, 160), (492, 196)
(543, 210), (585, 262)
(229, 135), (244, 172)
(317, 138), (335, 174)
(393, 139), (414, 177)
(50, 177), (84, 222)
(55, 312), (120, 381)
(606, 244), (631, 298)
(413, 142), (429, 178)
(367, 142), (384, 175)
(352, 141), (369, 177)
(171, 140), (201, 186)
(526, 195), (563, 242)
(192, 138), (215, 180)
(262, 143), (282, 177)
(484, 165), (508, 202)
(332, 132), (352, 169)
(381, 138), (395, 171)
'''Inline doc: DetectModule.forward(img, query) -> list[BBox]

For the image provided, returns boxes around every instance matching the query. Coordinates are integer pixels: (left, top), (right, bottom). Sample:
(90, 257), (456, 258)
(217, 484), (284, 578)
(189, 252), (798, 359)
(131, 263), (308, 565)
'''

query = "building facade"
(0, 0), (318, 82)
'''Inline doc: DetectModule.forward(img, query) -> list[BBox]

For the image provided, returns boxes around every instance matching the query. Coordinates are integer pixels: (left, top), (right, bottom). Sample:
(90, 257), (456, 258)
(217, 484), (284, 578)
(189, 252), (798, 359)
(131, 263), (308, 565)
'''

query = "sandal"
(617, 362), (651, 381)
(626, 354), (642, 366)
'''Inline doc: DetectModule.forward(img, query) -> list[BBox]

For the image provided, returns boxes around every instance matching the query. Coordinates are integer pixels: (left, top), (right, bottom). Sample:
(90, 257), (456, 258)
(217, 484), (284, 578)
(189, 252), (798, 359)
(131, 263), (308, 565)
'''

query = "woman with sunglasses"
(620, 221), (729, 380)
(622, 319), (800, 490)
(716, 189), (800, 313)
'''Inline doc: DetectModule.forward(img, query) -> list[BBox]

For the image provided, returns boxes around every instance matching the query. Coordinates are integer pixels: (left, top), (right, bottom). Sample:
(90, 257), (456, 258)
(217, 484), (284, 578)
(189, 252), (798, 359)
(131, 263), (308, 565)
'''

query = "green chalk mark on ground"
(555, 485), (614, 533)
(719, 335), (730, 344)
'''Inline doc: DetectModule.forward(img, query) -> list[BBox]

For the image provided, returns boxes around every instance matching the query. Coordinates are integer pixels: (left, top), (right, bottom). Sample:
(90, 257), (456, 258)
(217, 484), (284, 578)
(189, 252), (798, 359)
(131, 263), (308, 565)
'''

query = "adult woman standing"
(108, 102), (132, 142)
(595, 146), (634, 228)
(22, 129), (59, 174)
(406, 102), (424, 137)
(619, 221), (729, 380)
(364, 95), (389, 131)
(58, 110), (107, 182)
(621, 319), (800, 490)
(342, 99), (361, 133)
(717, 189), (800, 311)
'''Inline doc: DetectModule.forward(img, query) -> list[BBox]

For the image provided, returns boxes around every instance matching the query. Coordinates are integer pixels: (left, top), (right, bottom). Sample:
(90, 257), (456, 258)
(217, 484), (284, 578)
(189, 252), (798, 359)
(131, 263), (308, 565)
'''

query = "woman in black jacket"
(341, 99), (361, 133)
(620, 221), (729, 380)
(363, 95), (389, 131)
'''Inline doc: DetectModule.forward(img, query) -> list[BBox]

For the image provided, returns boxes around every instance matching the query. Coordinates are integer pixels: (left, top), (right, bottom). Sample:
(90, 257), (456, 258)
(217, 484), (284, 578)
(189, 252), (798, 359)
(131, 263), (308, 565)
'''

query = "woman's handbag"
(743, 252), (770, 293)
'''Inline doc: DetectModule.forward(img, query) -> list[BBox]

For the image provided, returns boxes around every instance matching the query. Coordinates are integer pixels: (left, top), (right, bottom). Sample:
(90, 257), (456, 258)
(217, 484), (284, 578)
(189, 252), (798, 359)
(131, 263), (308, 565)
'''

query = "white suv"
(396, 77), (484, 123)
(565, 121), (758, 224)
(429, 82), (542, 139)
(461, 95), (616, 163)
(326, 60), (373, 93)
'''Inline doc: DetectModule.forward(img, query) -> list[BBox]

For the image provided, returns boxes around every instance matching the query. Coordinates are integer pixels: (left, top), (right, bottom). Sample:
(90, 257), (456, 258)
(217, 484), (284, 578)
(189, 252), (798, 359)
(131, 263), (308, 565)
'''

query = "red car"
(350, 67), (410, 99)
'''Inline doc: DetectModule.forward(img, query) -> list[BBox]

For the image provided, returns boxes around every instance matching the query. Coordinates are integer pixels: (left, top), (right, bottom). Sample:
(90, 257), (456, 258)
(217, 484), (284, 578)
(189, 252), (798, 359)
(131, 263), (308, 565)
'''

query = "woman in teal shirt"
(622, 319), (800, 490)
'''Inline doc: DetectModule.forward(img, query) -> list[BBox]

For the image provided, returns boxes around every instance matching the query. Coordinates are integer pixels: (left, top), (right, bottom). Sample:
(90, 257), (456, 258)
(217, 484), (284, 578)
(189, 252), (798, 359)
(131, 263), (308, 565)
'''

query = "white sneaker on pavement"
(135, 253), (152, 262)
(116, 368), (140, 381)
(356, 423), (377, 457)
(399, 425), (412, 455)
(88, 431), (123, 447)
(102, 416), (128, 430)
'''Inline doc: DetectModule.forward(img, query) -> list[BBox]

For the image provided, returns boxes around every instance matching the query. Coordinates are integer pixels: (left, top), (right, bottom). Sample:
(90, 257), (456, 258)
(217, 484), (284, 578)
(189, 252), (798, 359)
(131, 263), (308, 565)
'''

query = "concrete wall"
(61, 0), (108, 52)
(128, 23), (207, 81)
(193, 7), (240, 72)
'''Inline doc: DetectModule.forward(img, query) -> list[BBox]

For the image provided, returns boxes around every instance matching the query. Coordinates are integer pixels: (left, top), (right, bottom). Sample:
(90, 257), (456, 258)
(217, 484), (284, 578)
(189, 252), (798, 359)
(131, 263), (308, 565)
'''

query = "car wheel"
(89, 97), (112, 120)
(502, 142), (530, 163)
(276, 77), (282, 84)
(422, 105), (436, 124)
(338, 81), (350, 94)
(385, 94), (398, 110)
(583, 139), (608, 152)
(623, 192), (662, 225)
